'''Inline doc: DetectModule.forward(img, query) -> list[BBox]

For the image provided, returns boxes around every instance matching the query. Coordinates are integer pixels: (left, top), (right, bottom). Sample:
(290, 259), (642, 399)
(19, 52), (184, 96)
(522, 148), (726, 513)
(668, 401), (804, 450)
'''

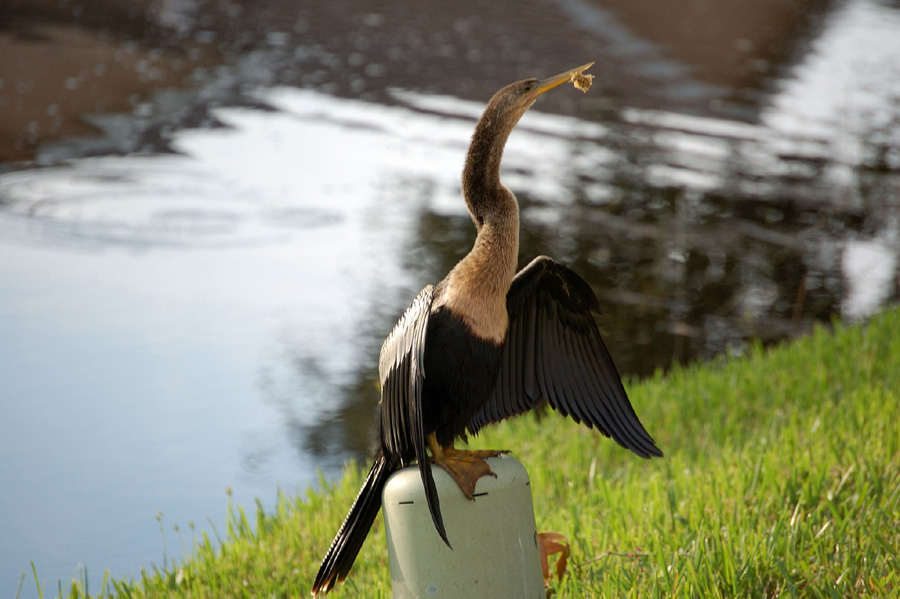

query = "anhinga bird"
(311, 63), (662, 595)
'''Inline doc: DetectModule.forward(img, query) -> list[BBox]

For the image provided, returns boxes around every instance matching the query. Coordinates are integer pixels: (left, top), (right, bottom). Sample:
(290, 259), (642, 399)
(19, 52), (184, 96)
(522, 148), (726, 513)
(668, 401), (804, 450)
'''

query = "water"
(0, 92), (429, 594)
(1, 0), (899, 595)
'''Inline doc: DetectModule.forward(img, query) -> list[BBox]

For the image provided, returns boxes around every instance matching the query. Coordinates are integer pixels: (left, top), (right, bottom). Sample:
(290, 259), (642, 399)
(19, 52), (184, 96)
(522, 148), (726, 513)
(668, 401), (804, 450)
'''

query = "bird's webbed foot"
(427, 436), (508, 499)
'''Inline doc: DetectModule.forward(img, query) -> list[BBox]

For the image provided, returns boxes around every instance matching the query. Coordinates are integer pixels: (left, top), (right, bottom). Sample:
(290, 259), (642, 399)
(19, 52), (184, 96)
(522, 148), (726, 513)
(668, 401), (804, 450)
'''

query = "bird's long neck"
(458, 195), (520, 291)
(460, 103), (523, 286)
(463, 110), (513, 199)
(437, 105), (522, 344)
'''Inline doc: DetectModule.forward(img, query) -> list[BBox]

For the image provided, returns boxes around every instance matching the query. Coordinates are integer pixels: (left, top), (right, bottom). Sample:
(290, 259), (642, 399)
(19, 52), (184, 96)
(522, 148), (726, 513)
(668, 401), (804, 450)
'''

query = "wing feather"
(501, 314), (518, 421)
(522, 300), (538, 401)
(470, 256), (662, 459)
(569, 328), (617, 434)
(558, 319), (608, 431)
(534, 311), (558, 416)
(378, 285), (450, 545)
(544, 303), (586, 423)
(582, 327), (657, 456)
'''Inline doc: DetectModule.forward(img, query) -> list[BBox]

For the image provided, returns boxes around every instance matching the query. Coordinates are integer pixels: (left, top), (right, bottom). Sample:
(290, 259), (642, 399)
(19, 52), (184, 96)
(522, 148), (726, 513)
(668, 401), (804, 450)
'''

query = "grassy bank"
(34, 308), (900, 598)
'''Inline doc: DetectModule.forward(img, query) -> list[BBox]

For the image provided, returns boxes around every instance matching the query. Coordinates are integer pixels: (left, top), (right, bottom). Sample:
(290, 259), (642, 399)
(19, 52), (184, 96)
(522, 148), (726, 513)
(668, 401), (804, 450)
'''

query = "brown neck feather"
(436, 211), (519, 343)
(462, 93), (528, 218)
(462, 112), (509, 208)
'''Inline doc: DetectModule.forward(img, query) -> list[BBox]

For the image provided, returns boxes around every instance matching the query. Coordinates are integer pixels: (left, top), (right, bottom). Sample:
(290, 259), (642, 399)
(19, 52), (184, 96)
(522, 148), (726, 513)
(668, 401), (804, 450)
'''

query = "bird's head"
(486, 62), (595, 124)
(462, 62), (595, 227)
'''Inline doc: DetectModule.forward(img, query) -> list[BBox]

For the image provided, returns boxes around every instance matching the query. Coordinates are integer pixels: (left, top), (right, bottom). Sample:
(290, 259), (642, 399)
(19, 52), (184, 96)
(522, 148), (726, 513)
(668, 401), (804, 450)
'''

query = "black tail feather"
(311, 456), (394, 595)
(418, 454), (451, 548)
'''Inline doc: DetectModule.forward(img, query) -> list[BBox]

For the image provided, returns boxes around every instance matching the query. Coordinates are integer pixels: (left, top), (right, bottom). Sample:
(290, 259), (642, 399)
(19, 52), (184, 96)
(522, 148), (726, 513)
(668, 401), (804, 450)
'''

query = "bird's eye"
(523, 82), (535, 92)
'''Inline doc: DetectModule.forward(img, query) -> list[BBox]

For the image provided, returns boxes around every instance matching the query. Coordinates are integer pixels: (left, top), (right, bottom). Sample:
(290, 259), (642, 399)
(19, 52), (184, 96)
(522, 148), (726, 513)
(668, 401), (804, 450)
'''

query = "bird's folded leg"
(538, 532), (570, 585)
(427, 435), (508, 499)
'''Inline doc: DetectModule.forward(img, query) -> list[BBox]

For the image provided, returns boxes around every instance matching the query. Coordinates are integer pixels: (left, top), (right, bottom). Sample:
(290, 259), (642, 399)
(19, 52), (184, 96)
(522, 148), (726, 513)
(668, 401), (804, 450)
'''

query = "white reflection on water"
(843, 233), (899, 320)
(619, 0), (900, 201)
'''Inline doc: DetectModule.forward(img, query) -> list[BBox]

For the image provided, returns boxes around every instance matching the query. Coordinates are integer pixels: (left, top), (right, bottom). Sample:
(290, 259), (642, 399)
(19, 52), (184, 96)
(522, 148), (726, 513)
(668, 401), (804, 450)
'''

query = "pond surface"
(1, 0), (899, 596)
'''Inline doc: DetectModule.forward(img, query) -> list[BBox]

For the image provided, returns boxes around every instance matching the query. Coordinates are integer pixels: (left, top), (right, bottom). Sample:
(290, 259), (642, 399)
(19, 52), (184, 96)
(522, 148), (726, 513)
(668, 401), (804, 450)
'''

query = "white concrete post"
(382, 455), (544, 599)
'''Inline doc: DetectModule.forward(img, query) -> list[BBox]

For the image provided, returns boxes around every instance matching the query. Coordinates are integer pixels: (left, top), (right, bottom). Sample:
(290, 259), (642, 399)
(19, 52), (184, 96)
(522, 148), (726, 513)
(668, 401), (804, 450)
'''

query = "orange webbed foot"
(427, 436), (509, 499)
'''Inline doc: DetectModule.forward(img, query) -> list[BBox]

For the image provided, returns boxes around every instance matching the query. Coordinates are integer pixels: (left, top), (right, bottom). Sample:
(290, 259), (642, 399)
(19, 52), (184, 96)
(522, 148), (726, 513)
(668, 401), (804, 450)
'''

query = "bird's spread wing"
(378, 285), (449, 545)
(469, 256), (662, 458)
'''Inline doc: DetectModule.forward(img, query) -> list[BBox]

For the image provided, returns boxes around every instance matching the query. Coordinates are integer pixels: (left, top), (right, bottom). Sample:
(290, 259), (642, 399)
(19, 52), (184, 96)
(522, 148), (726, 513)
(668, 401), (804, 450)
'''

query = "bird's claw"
(432, 449), (504, 498)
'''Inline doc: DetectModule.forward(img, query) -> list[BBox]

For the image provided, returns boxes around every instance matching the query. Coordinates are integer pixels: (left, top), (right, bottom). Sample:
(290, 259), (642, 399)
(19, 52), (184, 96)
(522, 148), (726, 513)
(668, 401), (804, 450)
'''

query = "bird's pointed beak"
(532, 62), (594, 97)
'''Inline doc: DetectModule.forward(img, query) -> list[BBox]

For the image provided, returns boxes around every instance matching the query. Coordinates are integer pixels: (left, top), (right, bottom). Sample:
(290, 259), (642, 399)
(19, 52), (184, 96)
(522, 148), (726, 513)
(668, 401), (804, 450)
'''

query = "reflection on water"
(1, 0), (899, 595)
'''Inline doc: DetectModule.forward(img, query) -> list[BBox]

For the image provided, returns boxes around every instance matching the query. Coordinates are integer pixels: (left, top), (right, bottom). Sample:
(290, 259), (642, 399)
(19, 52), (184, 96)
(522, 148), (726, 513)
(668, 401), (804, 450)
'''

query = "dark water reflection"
(2, 0), (899, 595)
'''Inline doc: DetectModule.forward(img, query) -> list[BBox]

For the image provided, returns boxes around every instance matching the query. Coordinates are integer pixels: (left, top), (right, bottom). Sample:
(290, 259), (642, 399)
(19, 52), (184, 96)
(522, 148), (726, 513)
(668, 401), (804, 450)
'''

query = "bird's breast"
(435, 277), (509, 344)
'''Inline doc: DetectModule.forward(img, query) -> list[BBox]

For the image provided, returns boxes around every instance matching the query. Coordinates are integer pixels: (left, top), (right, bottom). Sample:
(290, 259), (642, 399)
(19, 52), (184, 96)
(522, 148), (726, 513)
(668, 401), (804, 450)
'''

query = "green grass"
(27, 308), (900, 598)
